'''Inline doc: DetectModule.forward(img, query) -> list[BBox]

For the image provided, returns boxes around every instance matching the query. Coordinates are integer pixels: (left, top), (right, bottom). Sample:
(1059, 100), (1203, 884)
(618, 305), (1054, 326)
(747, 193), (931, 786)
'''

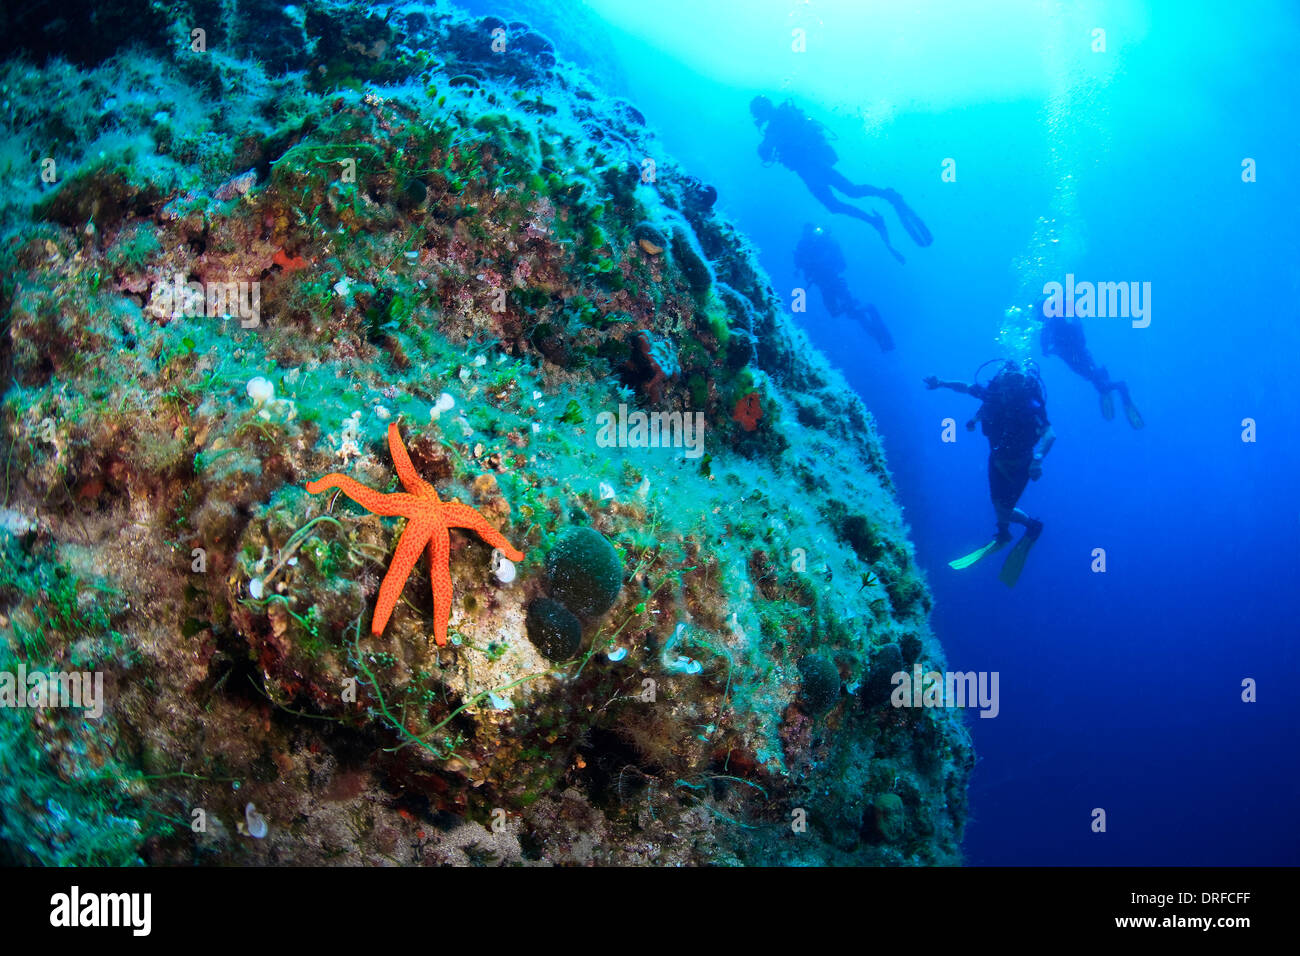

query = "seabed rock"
(0, 0), (971, 866)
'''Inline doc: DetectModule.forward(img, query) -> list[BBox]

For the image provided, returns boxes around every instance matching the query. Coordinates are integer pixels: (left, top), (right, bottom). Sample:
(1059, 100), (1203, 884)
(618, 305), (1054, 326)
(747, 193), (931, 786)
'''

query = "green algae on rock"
(0, 0), (972, 867)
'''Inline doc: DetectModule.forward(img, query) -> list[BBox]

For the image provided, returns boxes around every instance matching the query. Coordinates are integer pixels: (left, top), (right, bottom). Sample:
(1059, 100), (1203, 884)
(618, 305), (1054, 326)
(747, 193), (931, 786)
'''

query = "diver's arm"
(922, 377), (984, 430)
(1035, 425), (1056, 459)
(1029, 425), (1056, 479)
(923, 377), (974, 394)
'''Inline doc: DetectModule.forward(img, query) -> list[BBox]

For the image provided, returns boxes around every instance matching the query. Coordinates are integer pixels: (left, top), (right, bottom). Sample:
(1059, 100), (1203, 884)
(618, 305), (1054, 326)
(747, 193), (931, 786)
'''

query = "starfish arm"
(428, 523), (453, 646)
(387, 423), (435, 496)
(371, 516), (436, 635)
(305, 475), (417, 517)
(441, 502), (524, 561)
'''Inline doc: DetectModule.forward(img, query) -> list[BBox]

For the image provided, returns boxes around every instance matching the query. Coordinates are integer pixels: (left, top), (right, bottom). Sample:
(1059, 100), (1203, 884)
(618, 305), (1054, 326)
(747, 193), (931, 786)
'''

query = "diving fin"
(1099, 391), (1115, 421)
(1124, 398), (1145, 430)
(998, 520), (1043, 587)
(884, 190), (933, 247)
(862, 304), (896, 352)
(949, 536), (1009, 570)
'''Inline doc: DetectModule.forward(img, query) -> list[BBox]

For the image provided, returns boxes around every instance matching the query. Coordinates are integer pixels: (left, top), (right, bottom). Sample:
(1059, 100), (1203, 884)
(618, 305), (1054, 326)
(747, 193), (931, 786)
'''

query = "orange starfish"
(305, 422), (524, 645)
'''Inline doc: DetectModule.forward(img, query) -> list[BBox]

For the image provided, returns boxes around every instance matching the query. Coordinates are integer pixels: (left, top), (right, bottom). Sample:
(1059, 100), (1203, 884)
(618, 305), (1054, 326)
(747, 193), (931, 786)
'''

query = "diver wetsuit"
(925, 363), (1054, 540)
(794, 224), (895, 351)
(975, 378), (1048, 536)
(751, 96), (932, 264)
(1036, 303), (1143, 428)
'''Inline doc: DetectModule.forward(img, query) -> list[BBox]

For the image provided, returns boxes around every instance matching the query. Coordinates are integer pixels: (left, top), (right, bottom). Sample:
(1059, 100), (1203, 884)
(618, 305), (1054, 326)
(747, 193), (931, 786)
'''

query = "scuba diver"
(1024, 298), (1144, 429)
(793, 223), (895, 351)
(749, 95), (932, 265)
(923, 359), (1056, 586)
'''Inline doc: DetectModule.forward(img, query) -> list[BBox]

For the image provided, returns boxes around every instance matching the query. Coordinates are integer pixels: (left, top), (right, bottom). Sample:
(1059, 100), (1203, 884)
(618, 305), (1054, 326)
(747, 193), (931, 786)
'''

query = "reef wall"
(0, 1), (972, 865)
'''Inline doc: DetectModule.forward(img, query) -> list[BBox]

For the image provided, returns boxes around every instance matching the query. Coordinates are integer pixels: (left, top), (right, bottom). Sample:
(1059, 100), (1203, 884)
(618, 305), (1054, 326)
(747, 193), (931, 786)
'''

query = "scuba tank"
(768, 101), (839, 169)
(975, 358), (1046, 403)
(975, 359), (1046, 451)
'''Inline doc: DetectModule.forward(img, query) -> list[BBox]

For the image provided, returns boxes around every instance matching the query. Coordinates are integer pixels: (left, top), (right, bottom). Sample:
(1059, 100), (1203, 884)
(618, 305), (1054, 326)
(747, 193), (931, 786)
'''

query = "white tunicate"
(430, 392), (456, 420)
(491, 549), (516, 584)
(246, 377), (274, 404)
(248, 578), (264, 599)
(671, 656), (703, 675)
(637, 477), (650, 498)
(473, 354), (487, 367)
(607, 647), (628, 663)
(660, 622), (703, 674)
(245, 802), (268, 839)
(0, 509), (36, 536)
(341, 414), (360, 442)
(375, 406), (391, 420)
(458, 366), (471, 382)
(599, 481), (615, 501)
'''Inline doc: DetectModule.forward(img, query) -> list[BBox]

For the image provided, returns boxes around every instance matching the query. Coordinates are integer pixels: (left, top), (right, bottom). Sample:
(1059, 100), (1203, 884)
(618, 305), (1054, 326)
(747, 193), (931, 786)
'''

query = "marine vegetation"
(0, 1), (970, 865)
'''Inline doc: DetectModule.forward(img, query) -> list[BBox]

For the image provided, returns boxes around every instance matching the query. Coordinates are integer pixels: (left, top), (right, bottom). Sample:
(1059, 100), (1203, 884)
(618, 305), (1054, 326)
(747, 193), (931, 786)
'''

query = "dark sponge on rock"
(798, 654), (842, 715)
(526, 598), (583, 662)
(862, 642), (904, 708)
(544, 526), (624, 617)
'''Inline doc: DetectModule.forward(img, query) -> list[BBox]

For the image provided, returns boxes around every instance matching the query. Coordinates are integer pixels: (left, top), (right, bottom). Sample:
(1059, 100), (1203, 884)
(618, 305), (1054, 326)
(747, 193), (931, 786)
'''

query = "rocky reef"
(0, 1), (971, 865)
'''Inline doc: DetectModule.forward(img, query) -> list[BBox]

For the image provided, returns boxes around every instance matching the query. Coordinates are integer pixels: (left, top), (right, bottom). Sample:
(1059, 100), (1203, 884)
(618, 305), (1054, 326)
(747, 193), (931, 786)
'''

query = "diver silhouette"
(1025, 298), (1144, 428)
(923, 359), (1055, 586)
(793, 223), (895, 351)
(750, 95), (932, 264)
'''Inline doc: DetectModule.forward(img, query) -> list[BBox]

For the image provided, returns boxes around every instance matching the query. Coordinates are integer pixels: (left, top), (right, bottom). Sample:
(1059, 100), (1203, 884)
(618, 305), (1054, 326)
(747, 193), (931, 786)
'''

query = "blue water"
(463, 0), (1299, 864)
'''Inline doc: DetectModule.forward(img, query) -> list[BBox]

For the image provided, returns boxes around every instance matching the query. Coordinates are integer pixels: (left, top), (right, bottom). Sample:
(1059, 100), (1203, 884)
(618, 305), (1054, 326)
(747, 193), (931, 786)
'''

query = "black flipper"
(884, 190), (933, 247)
(998, 520), (1044, 587)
